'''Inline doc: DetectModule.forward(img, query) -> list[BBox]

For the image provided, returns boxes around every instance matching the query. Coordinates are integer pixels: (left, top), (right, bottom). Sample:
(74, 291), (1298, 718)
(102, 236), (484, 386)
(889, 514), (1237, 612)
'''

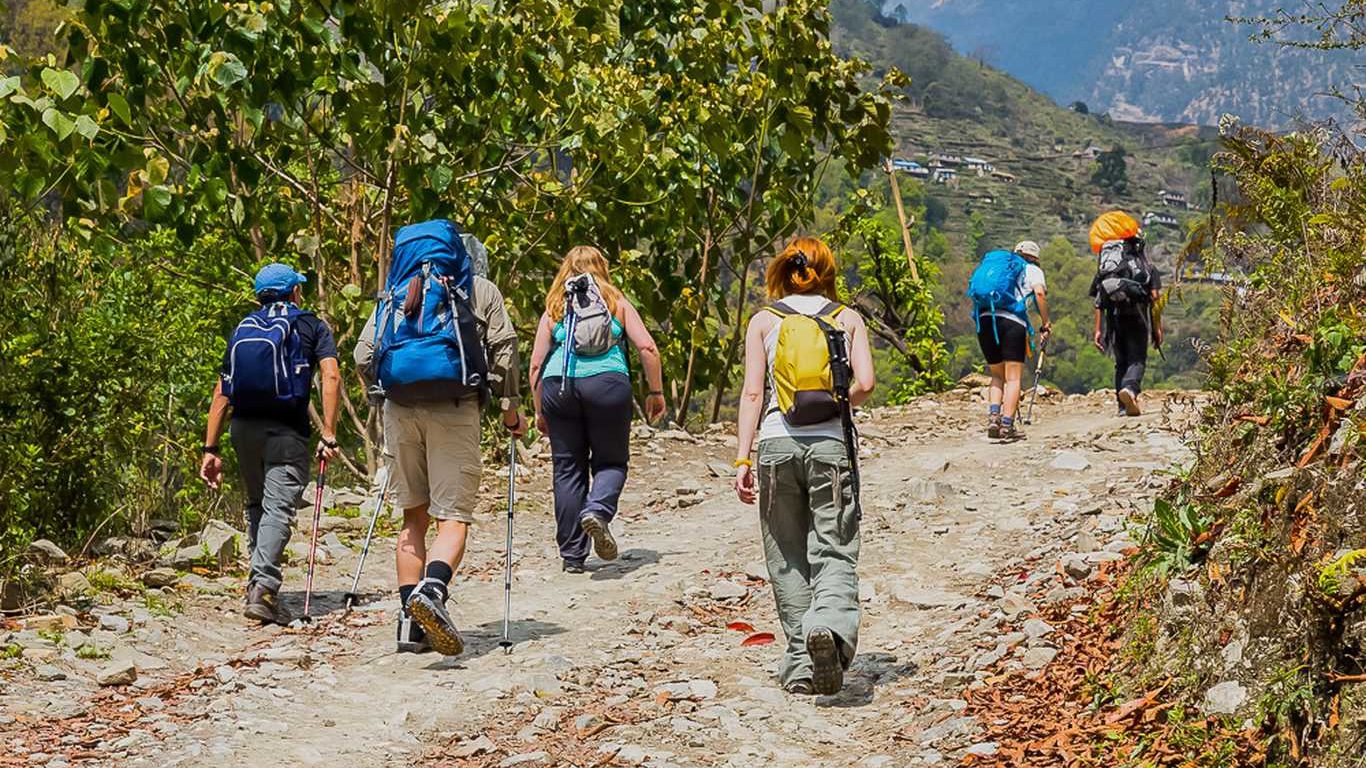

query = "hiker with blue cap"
(199, 262), (342, 625)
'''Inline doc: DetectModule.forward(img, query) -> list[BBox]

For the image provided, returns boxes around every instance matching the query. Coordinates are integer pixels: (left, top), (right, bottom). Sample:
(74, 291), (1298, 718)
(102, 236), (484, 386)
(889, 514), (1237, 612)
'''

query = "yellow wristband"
(733, 458), (754, 468)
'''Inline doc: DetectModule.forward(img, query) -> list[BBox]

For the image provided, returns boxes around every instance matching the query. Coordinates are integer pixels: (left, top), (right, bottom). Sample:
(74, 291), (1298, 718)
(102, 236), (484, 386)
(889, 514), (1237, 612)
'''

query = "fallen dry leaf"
(741, 632), (775, 647)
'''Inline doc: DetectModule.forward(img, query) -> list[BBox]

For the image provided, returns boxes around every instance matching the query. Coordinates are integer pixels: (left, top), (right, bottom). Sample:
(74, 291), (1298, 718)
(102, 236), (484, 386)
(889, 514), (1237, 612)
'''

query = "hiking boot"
(244, 583), (288, 626)
(407, 580), (464, 657)
(806, 627), (844, 695)
(396, 607), (431, 654)
(562, 560), (586, 574)
(580, 514), (618, 562)
(986, 413), (1002, 439)
(1118, 388), (1141, 416)
(999, 421), (1025, 442)
(784, 678), (815, 695)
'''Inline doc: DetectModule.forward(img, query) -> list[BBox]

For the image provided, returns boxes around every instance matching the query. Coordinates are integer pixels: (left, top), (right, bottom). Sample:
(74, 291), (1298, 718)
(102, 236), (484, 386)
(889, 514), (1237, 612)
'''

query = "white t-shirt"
(758, 294), (847, 443)
(978, 263), (1045, 327)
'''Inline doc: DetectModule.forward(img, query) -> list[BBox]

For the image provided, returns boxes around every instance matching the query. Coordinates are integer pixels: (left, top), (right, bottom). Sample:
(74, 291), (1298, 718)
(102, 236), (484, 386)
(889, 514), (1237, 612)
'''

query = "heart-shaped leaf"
(741, 632), (775, 647)
(41, 67), (79, 100)
(206, 51), (248, 88)
(41, 108), (75, 140)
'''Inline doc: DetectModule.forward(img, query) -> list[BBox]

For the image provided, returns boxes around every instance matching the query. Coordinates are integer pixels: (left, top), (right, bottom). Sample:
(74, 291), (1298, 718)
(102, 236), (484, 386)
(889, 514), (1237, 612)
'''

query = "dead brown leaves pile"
(960, 562), (1270, 767)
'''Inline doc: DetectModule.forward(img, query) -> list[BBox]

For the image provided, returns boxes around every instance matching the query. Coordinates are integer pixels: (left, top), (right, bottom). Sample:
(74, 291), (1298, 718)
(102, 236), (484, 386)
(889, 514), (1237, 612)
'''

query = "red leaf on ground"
(726, 621), (755, 633)
(741, 632), (775, 647)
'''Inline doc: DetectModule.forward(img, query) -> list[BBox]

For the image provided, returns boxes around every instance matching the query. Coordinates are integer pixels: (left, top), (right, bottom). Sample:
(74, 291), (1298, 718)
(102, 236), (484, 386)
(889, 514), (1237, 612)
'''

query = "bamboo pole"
(884, 159), (921, 283)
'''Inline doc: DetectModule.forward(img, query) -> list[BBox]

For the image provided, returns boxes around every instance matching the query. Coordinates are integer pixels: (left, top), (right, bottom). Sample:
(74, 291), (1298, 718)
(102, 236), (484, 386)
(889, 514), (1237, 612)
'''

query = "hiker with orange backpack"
(733, 237), (876, 696)
(1088, 212), (1163, 417)
(199, 263), (342, 626)
(966, 241), (1053, 441)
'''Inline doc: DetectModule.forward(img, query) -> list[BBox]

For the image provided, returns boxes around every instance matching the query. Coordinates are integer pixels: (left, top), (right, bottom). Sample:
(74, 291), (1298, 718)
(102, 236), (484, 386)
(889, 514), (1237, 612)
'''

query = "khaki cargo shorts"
(383, 399), (481, 523)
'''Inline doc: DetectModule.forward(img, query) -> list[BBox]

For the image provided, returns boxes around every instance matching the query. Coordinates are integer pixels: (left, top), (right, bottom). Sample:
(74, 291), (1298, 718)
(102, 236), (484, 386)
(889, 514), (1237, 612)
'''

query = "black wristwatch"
(321, 437), (339, 449)
(202, 445), (220, 456)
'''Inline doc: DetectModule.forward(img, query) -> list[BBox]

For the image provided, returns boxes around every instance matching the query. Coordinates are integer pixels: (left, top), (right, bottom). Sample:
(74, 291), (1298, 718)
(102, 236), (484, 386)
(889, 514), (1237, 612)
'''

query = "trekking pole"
(302, 458), (328, 623)
(1023, 341), (1048, 425)
(343, 464), (390, 613)
(498, 438), (517, 654)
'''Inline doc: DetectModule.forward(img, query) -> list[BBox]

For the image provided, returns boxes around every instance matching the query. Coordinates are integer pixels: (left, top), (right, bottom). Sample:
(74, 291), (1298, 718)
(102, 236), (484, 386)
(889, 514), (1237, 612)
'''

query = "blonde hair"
(545, 245), (623, 322)
(765, 237), (838, 302)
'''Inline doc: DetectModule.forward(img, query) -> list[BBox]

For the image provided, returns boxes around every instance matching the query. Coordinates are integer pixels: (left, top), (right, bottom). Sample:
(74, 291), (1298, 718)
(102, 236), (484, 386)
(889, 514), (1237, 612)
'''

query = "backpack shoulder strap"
(764, 302), (794, 318)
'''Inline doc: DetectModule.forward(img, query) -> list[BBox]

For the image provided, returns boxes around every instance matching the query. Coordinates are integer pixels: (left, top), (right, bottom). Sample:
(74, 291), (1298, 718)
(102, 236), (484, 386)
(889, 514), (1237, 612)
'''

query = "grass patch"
(142, 592), (181, 618)
(1, 643), (21, 660)
(76, 643), (111, 661)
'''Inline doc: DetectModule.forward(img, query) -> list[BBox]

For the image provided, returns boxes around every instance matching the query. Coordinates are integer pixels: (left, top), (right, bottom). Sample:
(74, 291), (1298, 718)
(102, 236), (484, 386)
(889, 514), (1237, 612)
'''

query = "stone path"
(0, 389), (1200, 767)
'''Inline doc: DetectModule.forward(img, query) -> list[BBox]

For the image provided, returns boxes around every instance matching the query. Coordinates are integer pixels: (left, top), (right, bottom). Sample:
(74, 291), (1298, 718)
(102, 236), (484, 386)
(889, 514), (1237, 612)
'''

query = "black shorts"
(976, 315), (1028, 364)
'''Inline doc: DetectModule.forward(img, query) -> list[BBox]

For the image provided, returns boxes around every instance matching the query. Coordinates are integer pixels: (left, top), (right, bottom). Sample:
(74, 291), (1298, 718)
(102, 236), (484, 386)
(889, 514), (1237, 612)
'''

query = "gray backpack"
(559, 274), (615, 384)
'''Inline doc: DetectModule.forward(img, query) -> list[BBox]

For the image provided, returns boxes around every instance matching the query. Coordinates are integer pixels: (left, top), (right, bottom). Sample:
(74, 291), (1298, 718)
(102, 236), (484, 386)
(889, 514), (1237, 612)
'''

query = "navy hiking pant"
(540, 372), (634, 565)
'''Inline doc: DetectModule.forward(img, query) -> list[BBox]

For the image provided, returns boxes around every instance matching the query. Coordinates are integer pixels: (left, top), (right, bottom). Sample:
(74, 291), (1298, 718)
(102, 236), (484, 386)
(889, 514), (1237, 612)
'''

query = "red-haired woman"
(732, 237), (876, 696)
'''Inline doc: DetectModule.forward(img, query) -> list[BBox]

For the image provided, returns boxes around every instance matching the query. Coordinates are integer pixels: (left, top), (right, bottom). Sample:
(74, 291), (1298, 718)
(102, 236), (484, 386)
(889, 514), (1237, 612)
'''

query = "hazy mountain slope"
(882, 0), (1358, 128)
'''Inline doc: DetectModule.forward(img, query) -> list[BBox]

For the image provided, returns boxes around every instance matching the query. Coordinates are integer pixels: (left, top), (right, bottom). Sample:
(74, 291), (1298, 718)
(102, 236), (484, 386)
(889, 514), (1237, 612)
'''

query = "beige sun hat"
(1013, 240), (1041, 260)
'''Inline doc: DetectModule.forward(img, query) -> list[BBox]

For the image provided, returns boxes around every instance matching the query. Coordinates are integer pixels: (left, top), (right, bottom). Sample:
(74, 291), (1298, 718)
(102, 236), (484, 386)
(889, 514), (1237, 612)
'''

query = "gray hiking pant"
(231, 418), (309, 593)
(758, 435), (861, 686)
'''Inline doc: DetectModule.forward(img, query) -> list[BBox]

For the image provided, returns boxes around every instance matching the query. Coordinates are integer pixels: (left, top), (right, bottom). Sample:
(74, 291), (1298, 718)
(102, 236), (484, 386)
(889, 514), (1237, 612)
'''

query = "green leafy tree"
(1091, 144), (1130, 199)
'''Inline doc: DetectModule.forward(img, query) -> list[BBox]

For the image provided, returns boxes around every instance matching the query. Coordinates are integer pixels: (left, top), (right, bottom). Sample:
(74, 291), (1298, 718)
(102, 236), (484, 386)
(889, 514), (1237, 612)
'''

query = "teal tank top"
(544, 317), (628, 379)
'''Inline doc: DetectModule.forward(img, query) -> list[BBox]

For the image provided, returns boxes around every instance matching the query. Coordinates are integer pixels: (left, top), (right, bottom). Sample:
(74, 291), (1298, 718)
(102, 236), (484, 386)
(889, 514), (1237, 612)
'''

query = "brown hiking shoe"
(987, 413), (1002, 439)
(244, 583), (288, 625)
(1118, 388), (1142, 416)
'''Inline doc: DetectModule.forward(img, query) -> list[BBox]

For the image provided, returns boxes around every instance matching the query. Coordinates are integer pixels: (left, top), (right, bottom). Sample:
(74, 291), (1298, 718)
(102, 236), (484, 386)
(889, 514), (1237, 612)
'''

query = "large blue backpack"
(967, 249), (1030, 340)
(221, 303), (312, 408)
(372, 219), (489, 405)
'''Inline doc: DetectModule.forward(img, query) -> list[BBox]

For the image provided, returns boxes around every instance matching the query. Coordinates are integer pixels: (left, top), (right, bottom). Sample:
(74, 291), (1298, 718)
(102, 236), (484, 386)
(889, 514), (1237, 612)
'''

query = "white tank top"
(758, 294), (846, 443)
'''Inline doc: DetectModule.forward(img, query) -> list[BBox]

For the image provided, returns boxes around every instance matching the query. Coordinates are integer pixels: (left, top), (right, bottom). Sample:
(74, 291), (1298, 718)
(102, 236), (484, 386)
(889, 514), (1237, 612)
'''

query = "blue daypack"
(967, 249), (1030, 340)
(372, 219), (489, 405)
(221, 303), (312, 408)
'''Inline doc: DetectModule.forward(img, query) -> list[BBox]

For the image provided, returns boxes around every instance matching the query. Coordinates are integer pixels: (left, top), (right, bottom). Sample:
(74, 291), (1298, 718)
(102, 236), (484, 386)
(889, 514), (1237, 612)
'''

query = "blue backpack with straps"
(372, 219), (489, 405)
(967, 249), (1030, 339)
(221, 303), (312, 408)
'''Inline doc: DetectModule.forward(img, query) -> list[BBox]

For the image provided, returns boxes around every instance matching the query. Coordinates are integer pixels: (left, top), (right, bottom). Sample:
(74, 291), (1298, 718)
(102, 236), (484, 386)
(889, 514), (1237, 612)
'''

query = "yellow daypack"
(765, 301), (851, 426)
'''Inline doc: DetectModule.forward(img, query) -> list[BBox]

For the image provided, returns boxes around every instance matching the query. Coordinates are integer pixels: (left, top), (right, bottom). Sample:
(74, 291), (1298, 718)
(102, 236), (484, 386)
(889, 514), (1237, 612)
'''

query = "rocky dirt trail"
(2, 387), (1201, 767)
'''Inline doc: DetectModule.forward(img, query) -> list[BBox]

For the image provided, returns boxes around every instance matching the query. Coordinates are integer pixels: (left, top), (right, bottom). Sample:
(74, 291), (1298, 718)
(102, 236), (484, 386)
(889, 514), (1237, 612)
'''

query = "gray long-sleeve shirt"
(355, 276), (521, 410)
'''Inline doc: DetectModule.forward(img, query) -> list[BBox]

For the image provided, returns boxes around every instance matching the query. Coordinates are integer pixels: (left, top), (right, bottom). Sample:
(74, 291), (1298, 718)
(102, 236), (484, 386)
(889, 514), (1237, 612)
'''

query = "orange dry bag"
(1089, 211), (1140, 254)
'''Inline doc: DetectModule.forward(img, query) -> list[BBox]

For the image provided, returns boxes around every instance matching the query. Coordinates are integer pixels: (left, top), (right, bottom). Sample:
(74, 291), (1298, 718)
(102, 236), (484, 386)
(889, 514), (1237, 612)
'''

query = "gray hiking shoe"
(1118, 388), (1141, 416)
(244, 583), (289, 626)
(408, 581), (464, 657)
(987, 413), (1002, 439)
(580, 514), (619, 562)
(784, 678), (815, 695)
(806, 627), (844, 695)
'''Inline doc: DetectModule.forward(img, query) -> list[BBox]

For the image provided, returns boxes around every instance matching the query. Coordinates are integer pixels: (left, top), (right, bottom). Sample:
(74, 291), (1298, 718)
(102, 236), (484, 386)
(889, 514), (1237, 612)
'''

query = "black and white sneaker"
(407, 579), (464, 657)
(806, 627), (844, 695)
(396, 606), (431, 654)
(580, 514), (618, 561)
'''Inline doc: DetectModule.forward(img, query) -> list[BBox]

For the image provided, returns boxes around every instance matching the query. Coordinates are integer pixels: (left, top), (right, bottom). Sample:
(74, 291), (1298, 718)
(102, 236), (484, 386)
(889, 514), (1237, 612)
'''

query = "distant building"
(1158, 189), (1189, 209)
(932, 167), (958, 184)
(1143, 211), (1180, 228)
(964, 157), (994, 174)
(967, 192), (995, 204)
(929, 153), (963, 168)
(891, 158), (930, 178)
(1073, 145), (1105, 160)
(990, 170), (1018, 183)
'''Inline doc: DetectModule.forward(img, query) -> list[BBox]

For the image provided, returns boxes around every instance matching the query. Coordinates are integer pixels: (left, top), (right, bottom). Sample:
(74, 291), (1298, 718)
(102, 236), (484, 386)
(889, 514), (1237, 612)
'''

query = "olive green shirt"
(354, 276), (521, 410)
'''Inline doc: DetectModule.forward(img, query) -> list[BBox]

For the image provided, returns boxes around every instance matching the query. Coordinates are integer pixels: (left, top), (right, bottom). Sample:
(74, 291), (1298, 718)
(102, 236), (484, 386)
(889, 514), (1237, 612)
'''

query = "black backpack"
(1096, 237), (1152, 307)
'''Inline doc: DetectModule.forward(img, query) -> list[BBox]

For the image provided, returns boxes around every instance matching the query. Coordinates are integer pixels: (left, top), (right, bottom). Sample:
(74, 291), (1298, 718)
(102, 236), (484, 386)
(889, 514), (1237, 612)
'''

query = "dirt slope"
(1, 388), (1201, 767)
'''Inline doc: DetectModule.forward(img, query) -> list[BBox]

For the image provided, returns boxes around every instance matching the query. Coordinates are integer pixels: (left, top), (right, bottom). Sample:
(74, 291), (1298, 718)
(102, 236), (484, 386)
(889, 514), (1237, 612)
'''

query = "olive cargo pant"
(758, 435), (861, 686)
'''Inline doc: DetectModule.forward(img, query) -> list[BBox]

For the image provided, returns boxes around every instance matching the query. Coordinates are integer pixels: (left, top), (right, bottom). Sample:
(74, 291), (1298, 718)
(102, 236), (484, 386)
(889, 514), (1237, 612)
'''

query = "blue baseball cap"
(253, 263), (307, 296)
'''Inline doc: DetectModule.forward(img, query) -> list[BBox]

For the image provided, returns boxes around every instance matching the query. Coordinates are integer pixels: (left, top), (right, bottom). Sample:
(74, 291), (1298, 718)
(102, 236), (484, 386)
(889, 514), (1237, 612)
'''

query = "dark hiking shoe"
(562, 561), (586, 574)
(987, 414), (1002, 440)
(999, 422), (1025, 442)
(396, 608), (431, 654)
(784, 678), (815, 695)
(244, 583), (288, 626)
(806, 627), (844, 695)
(1119, 388), (1141, 417)
(408, 582), (464, 657)
(580, 514), (619, 562)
